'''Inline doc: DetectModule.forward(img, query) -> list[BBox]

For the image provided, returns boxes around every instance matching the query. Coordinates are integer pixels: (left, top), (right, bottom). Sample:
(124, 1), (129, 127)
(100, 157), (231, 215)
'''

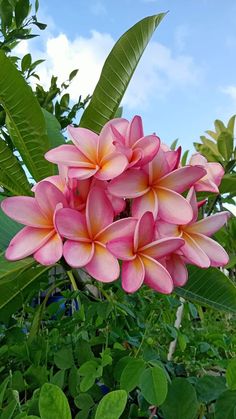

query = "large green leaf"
(42, 108), (65, 149)
(0, 50), (53, 181)
(95, 390), (127, 419)
(39, 383), (72, 419)
(79, 13), (166, 133)
(175, 266), (236, 313)
(161, 378), (199, 419)
(0, 195), (22, 250)
(0, 251), (34, 279)
(220, 174), (236, 195)
(0, 138), (31, 195)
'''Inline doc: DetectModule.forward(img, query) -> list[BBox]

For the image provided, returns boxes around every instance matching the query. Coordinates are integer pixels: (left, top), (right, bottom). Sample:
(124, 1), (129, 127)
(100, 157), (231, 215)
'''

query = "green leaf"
(170, 139), (178, 150)
(200, 136), (220, 157)
(196, 375), (226, 403)
(1, 399), (17, 419)
(215, 390), (236, 419)
(120, 359), (145, 392)
(69, 69), (78, 81)
(74, 393), (94, 410)
(0, 251), (35, 279)
(0, 139), (31, 195)
(161, 378), (199, 419)
(54, 348), (74, 370)
(0, 50), (53, 181)
(39, 383), (72, 419)
(15, 0), (30, 27)
(226, 359), (236, 390)
(21, 53), (32, 72)
(215, 119), (226, 133)
(217, 131), (234, 160)
(0, 376), (10, 408)
(139, 366), (168, 406)
(175, 266), (236, 313)
(220, 174), (236, 195)
(95, 390), (127, 419)
(42, 109), (65, 149)
(79, 13), (166, 133)
(0, 0), (13, 27)
(51, 370), (65, 389)
(0, 196), (22, 251)
(227, 115), (236, 136)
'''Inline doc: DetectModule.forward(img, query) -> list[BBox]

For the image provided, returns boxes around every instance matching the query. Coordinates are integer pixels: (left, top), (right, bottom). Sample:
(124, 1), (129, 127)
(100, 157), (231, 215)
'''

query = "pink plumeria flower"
(107, 212), (184, 294)
(55, 187), (136, 282)
(45, 125), (128, 181)
(108, 147), (206, 224)
(156, 187), (230, 269)
(109, 115), (160, 168)
(1, 181), (68, 265)
(189, 153), (224, 193)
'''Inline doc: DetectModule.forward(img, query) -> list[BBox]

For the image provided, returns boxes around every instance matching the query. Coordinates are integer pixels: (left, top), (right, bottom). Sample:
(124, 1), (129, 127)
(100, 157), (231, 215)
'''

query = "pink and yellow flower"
(189, 153), (224, 193)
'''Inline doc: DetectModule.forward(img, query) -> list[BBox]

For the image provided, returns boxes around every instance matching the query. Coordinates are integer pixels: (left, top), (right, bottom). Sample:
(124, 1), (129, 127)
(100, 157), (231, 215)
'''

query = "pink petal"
(186, 211), (230, 236)
(157, 166), (206, 193)
(132, 189), (158, 219)
(55, 208), (89, 241)
(107, 237), (135, 260)
(122, 255), (145, 293)
(194, 179), (219, 193)
(186, 187), (198, 222)
(128, 148), (142, 167)
(127, 115), (144, 146)
(134, 211), (155, 251)
(110, 118), (129, 143)
(140, 237), (184, 259)
(142, 255), (173, 294)
(1, 196), (50, 228)
(63, 240), (94, 268)
(86, 187), (114, 238)
(108, 194), (126, 215)
(149, 148), (170, 182)
(45, 144), (92, 167)
(85, 243), (120, 282)
(157, 187), (193, 224)
(181, 232), (210, 267)
(132, 135), (160, 166)
(34, 233), (63, 265)
(32, 175), (66, 193)
(165, 147), (181, 171)
(96, 218), (137, 243)
(68, 166), (98, 180)
(155, 220), (180, 239)
(191, 233), (229, 266)
(108, 169), (150, 198)
(67, 125), (98, 162)
(166, 254), (188, 287)
(95, 152), (128, 181)
(98, 123), (116, 160)
(35, 181), (67, 220)
(5, 227), (54, 260)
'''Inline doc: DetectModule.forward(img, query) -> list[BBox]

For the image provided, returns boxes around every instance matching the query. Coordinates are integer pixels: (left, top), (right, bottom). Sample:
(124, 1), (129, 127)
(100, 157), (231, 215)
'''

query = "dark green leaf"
(69, 69), (78, 81)
(226, 359), (236, 390)
(74, 393), (94, 410)
(161, 378), (199, 419)
(215, 390), (236, 419)
(21, 53), (32, 72)
(79, 13), (166, 132)
(51, 370), (65, 389)
(15, 0), (30, 27)
(196, 375), (226, 403)
(1, 399), (17, 419)
(0, 198), (22, 251)
(95, 390), (127, 419)
(0, 0), (13, 27)
(175, 266), (236, 313)
(120, 359), (145, 392)
(139, 366), (168, 406)
(39, 383), (72, 419)
(54, 348), (74, 370)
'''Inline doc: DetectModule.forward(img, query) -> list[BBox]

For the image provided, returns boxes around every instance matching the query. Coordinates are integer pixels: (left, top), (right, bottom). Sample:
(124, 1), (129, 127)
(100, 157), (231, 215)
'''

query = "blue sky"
(21, 0), (236, 152)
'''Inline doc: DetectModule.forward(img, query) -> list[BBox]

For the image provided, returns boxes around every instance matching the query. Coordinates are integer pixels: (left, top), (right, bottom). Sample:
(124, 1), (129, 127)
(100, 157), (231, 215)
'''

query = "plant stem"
(67, 270), (78, 291)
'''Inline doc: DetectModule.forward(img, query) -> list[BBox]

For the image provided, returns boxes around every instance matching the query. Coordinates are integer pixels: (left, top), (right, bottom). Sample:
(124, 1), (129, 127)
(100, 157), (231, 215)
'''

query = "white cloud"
(17, 30), (202, 110)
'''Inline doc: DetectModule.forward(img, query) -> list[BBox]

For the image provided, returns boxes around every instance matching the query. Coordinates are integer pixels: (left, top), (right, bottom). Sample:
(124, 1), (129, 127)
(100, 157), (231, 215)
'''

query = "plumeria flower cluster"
(1, 115), (230, 294)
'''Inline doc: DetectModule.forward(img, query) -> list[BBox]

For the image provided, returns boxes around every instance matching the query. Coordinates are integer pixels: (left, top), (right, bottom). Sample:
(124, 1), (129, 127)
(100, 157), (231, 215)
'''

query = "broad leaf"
(226, 359), (236, 391)
(0, 138), (31, 195)
(39, 383), (72, 419)
(217, 131), (234, 160)
(220, 174), (236, 195)
(95, 390), (127, 419)
(120, 358), (145, 393)
(175, 266), (236, 313)
(196, 375), (226, 403)
(42, 108), (65, 149)
(139, 366), (168, 406)
(0, 50), (53, 181)
(215, 390), (236, 419)
(161, 378), (199, 419)
(0, 195), (22, 251)
(0, 251), (34, 280)
(79, 13), (166, 132)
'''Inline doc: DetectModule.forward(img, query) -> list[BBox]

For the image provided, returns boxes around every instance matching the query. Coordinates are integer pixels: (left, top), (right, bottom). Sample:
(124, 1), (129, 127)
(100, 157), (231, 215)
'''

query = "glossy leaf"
(95, 390), (127, 419)
(39, 383), (72, 419)
(79, 13), (166, 132)
(175, 266), (236, 313)
(0, 50), (53, 181)
(161, 378), (199, 419)
(139, 366), (168, 406)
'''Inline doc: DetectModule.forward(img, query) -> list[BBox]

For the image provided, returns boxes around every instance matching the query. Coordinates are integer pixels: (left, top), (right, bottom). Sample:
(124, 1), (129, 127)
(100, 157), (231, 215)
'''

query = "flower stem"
(67, 270), (78, 291)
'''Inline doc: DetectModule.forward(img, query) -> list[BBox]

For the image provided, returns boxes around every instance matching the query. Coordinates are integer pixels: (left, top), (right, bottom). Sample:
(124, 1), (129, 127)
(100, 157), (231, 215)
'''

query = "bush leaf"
(95, 390), (127, 419)
(39, 383), (72, 419)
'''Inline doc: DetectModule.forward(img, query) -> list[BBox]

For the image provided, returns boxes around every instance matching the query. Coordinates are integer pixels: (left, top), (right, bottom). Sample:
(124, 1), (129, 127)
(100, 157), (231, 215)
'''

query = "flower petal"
(142, 255), (173, 294)
(55, 208), (89, 241)
(108, 169), (150, 198)
(67, 125), (98, 161)
(34, 233), (63, 265)
(127, 115), (144, 146)
(68, 166), (98, 180)
(122, 255), (145, 293)
(35, 181), (67, 220)
(86, 187), (114, 238)
(5, 227), (54, 260)
(191, 233), (229, 266)
(140, 237), (184, 259)
(45, 144), (92, 167)
(98, 123), (116, 160)
(134, 211), (155, 251)
(1, 196), (50, 227)
(133, 135), (160, 166)
(149, 148), (170, 181)
(107, 237), (135, 260)
(181, 232), (210, 267)
(186, 187), (198, 222)
(63, 240), (94, 268)
(96, 152), (128, 181)
(157, 187), (193, 224)
(155, 220), (180, 239)
(96, 218), (137, 243)
(166, 254), (188, 287)
(132, 189), (158, 219)
(186, 211), (230, 236)
(157, 166), (206, 193)
(32, 175), (66, 193)
(85, 243), (120, 282)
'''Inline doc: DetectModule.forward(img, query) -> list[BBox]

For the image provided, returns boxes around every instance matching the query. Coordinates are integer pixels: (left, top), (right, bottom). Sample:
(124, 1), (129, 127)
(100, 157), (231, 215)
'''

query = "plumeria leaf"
(79, 13), (166, 132)
(175, 266), (236, 313)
